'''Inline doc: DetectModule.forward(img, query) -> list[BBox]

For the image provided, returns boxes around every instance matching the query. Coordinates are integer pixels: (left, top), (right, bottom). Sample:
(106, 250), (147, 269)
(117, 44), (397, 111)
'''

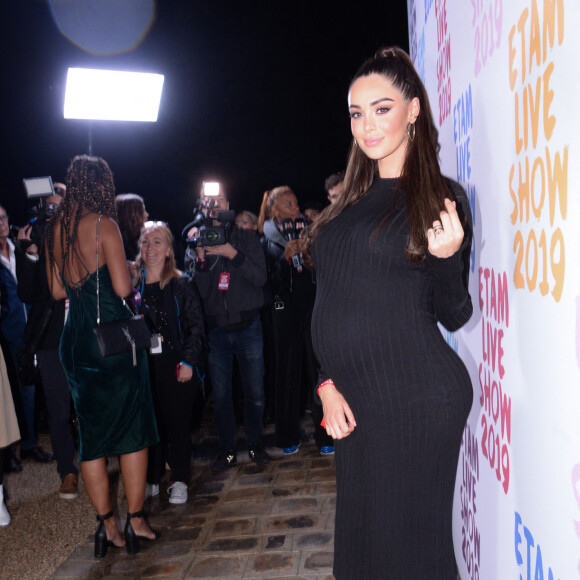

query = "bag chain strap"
(96, 215), (102, 325)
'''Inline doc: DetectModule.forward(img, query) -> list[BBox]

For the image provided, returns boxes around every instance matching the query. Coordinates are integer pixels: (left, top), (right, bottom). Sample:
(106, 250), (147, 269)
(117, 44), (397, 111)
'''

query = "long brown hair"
(135, 221), (181, 290)
(115, 193), (146, 255)
(46, 155), (117, 289)
(303, 46), (451, 265)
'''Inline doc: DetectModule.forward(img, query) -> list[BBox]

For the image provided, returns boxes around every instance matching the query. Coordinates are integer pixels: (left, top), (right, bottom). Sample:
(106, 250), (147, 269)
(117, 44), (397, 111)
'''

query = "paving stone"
(224, 486), (268, 503)
(217, 500), (272, 518)
(265, 534), (287, 549)
(185, 555), (247, 578)
(307, 468), (336, 483)
(270, 485), (315, 498)
(234, 473), (274, 488)
(271, 497), (321, 515)
(151, 540), (195, 558)
(110, 558), (149, 576)
(206, 470), (236, 483)
(293, 532), (333, 551)
(161, 526), (204, 543)
(320, 496), (336, 512)
(245, 552), (299, 576)
(240, 463), (271, 476)
(64, 543), (94, 560)
(300, 551), (334, 573)
(275, 459), (308, 471)
(316, 479), (336, 495)
(175, 514), (209, 527)
(140, 559), (186, 577)
(274, 471), (308, 485)
(248, 577), (315, 580)
(310, 456), (334, 468)
(202, 536), (260, 553)
(210, 517), (256, 537)
(52, 560), (98, 579)
(196, 481), (226, 495)
(191, 495), (220, 507)
(262, 514), (321, 533)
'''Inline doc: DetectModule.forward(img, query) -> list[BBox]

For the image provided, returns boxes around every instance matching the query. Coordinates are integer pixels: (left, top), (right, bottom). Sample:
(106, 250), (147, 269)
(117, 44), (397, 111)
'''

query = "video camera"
(19, 177), (61, 246)
(181, 182), (235, 247)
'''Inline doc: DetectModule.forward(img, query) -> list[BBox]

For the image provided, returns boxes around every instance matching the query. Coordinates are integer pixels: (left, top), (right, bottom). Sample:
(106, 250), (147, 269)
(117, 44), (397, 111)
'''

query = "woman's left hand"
(177, 364), (193, 383)
(427, 198), (464, 258)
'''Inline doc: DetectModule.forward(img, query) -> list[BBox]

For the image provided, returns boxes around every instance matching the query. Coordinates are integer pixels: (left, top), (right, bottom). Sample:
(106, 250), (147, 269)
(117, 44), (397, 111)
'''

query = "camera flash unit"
(202, 182), (220, 197)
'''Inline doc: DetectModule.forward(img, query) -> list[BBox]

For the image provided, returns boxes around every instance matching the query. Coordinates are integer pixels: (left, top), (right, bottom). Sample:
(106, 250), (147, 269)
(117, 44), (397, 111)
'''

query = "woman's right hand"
(319, 384), (357, 440)
(284, 239), (302, 261)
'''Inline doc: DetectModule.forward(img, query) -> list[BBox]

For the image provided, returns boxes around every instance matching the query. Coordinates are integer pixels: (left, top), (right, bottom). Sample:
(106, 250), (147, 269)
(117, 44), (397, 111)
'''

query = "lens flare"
(48, 0), (156, 55)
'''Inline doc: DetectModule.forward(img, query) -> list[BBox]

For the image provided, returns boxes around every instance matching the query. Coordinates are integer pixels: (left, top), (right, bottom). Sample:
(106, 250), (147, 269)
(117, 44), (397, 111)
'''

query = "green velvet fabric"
(60, 265), (158, 462)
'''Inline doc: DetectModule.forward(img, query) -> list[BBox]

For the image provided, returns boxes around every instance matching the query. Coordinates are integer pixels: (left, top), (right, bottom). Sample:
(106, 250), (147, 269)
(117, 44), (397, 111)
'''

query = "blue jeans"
(208, 316), (265, 449)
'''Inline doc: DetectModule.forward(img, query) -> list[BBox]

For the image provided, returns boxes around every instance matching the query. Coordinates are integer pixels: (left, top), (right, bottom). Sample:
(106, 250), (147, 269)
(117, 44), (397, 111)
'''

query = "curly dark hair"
(303, 46), (451, 265)
(46, 155), (117, 289)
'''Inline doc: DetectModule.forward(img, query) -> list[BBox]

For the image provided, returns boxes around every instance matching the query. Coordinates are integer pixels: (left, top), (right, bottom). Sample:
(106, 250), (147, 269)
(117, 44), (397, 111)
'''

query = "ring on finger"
(434, 224), (444, 236)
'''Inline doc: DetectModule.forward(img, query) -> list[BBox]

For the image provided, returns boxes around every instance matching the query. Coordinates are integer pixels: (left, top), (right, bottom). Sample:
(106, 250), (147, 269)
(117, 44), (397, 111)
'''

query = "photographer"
(184, 187), (271, 471)
(14, 184), (80, 499)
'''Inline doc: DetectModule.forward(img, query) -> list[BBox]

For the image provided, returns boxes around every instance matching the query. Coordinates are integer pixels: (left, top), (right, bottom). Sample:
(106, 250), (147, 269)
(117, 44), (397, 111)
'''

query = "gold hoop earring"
(407, 122), (416, 142)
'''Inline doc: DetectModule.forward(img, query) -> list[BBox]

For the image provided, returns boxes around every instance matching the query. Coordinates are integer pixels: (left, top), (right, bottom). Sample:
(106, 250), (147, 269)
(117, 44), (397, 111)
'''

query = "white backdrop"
(406, 0), (580, 578)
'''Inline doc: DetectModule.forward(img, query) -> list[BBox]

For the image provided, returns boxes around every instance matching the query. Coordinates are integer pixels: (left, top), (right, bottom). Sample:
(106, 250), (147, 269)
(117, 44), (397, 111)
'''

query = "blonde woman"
(135, 221), (205, 505)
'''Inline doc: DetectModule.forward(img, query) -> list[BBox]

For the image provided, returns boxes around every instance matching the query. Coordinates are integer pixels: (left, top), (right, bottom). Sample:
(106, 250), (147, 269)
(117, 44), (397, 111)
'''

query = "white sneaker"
(145, 483), (160, 500)
(167, 482), (188, 504)
(0, 484), (10, 526)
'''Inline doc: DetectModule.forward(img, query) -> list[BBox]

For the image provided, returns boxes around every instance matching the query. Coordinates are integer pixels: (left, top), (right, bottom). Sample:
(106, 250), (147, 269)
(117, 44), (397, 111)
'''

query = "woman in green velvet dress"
(46, 155), (159, 557)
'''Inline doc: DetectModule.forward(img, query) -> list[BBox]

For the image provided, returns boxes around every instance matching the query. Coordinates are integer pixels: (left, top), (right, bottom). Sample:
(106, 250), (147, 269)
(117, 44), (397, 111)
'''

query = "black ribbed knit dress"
(311, 177), (473, 579)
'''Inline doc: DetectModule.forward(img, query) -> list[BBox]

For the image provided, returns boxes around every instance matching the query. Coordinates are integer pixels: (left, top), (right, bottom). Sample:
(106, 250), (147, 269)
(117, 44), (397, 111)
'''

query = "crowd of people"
(1, 46), (474, 579)
(0, 156), (345, 531)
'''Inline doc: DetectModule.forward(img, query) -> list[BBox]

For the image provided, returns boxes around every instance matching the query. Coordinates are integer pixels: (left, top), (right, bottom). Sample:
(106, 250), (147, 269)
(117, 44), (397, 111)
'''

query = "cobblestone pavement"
(52, 425), (337, 580)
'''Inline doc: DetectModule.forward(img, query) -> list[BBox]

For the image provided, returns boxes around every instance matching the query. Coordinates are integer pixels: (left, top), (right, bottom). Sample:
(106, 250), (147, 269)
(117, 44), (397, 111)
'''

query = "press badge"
(150, 333), (163, 354)
(218, 272), (230, 290)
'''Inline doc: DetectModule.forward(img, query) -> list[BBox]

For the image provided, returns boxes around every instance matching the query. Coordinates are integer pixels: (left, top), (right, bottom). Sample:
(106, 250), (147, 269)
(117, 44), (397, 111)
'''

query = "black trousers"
(147, 352), (200, 484)
(37, 348), (78, 478)
(271, 297), (333, 449)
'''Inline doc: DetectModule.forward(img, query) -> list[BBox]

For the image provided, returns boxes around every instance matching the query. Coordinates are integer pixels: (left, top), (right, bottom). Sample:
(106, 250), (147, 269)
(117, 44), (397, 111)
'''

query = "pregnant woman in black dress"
(303, 47), (474, 579)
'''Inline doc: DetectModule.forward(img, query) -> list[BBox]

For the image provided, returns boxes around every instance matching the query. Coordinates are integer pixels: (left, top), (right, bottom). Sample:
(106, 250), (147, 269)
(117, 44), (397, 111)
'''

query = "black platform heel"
(124, 509), (160, 555)
(94, 511), (117, 558)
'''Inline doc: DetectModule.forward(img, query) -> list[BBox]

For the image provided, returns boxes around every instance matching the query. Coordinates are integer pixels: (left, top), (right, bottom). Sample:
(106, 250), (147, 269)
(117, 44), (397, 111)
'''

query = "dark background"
(0, 0), (409, 234)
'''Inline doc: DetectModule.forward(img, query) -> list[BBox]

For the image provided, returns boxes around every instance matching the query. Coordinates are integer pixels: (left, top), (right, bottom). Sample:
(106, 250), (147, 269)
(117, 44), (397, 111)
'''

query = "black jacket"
(185, 226), (266, 329)
(15, 239), (65, 352)
(260, 218), (316, 305)
(140, 274), (206, 368)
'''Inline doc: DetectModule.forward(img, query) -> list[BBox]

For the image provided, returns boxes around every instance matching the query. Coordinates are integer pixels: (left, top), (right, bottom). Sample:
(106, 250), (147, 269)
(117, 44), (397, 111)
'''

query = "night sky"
(0, 0), (409, 235)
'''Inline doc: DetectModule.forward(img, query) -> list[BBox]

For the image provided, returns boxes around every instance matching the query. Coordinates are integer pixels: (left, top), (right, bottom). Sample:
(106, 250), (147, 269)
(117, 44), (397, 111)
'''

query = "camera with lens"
(26, 201), (59, 246)
(18, 176), (61, 247)
(181, 182), (235, 247)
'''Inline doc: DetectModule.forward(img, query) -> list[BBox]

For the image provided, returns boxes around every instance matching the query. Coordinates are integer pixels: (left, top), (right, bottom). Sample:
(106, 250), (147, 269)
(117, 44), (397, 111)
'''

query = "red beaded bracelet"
(317, 379), (335, 429)
(317, 378), (334, 397)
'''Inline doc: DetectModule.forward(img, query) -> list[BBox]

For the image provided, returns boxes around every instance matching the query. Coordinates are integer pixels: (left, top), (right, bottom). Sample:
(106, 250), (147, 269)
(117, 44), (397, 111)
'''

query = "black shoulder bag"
(91, 215), (152, 366)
